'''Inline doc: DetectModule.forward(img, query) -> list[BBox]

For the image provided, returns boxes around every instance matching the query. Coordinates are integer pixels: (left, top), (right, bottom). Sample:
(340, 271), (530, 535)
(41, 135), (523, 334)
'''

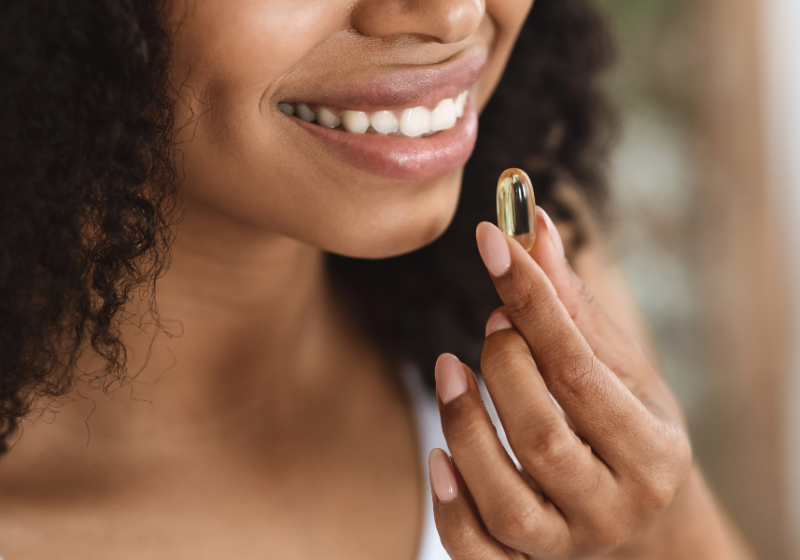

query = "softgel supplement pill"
(496, 168), (536, 251)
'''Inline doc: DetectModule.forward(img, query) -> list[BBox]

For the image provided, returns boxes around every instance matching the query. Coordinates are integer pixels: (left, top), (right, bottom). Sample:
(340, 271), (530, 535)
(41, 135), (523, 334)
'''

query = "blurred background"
(596, 0), (800, 557)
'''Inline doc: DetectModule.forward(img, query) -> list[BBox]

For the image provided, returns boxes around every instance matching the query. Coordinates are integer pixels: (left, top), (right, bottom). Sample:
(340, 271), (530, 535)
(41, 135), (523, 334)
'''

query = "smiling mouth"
(276, 54), (483, 181)
(278, 91), (469, 138)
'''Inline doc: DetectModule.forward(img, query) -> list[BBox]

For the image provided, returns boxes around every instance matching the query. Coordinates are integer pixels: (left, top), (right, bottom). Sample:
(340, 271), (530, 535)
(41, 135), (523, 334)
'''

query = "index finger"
(475, 220), (662, 465)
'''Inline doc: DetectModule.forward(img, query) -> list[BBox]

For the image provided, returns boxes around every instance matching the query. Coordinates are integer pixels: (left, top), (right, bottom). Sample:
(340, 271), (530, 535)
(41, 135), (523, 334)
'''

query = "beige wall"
(694, 0), (792, 557)
(603, 0), (797, 556)
(762, 0), (800, 554)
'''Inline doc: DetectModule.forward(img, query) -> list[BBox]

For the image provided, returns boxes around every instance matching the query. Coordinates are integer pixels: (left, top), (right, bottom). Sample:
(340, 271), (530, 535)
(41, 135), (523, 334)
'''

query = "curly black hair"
(0, 0), (177, 453)
(0, 0), (616, 453)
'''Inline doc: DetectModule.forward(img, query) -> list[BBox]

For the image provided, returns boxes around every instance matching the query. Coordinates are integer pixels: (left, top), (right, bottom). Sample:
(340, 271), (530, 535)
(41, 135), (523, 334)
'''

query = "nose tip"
(352, 0), (485, 44)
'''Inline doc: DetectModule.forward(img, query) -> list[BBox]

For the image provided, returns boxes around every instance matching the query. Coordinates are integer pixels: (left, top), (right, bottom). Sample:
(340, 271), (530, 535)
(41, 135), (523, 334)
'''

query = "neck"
(18, 196), (388, 461)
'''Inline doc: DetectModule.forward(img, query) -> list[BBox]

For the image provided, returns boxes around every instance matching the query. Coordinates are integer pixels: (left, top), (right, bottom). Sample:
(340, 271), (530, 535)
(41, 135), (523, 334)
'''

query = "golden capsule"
(496, 168), (536, 251)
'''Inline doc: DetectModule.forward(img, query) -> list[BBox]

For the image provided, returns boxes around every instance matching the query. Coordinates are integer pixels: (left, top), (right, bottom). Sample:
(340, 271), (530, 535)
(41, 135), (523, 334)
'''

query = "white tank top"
(404, 364), (518, 560)
(403, 365), (452, 560)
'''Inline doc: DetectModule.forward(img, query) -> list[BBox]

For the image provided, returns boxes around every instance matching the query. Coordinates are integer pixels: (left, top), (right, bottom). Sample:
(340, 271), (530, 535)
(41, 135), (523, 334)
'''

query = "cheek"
(169, 0), (338, 148)
(168, 0), (356, 238)
(486, 0), (535, 28)
(470, 0), (533, 112)
(170, 0), (334, 85)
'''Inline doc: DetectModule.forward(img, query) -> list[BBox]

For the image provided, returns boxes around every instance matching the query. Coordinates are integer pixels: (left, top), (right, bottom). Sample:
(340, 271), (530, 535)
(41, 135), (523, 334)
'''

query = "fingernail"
(476, 222), (511, 277)
(485, 309), (513, 337)
(435, 353), (468, 405)
(541, 209), (565, 258)
(429, 448), (458, 503)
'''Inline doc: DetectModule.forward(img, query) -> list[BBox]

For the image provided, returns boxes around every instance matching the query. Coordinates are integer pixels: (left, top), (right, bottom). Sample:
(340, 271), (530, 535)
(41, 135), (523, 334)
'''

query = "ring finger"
(481, 317), (623, 540)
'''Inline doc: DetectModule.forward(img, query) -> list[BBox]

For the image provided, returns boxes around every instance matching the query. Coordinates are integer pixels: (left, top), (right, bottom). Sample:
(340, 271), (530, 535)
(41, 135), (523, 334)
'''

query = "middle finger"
(480, 321), (624, 535)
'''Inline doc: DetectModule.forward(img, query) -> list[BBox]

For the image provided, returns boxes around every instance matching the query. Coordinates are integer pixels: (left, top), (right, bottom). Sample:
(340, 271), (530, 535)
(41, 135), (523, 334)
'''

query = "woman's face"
(168, 0), (533, 258)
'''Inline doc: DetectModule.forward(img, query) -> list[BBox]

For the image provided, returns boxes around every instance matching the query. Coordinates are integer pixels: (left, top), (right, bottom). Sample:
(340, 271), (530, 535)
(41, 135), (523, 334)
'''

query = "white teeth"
(280, 90), (468, 137)
(317, 108), (341, 128)
(430, 98), (457, 133)
(400, 107), (431, 138)
(296, 103), (316, 122)
(341, 110), (370, 133)
(370, 111), (399, 134)
(455, 91), (467, 118)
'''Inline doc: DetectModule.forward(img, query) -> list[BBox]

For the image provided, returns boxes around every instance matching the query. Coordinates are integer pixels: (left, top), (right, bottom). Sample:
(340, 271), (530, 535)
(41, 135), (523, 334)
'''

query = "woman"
(0, 0), (754, 558)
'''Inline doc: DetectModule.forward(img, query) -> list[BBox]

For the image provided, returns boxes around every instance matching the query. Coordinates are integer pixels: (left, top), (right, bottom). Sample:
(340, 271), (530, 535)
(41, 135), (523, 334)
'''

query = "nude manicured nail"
(476, 222), (511, 277)
(541, 208), (565, 258)
(429, 448), (458, 503)
(485, 310), (513, 337)
(435, 353), (467, 404)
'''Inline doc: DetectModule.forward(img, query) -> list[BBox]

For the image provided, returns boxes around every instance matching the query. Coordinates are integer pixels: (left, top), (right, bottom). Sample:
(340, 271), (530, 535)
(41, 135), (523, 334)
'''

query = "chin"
(328, 178), (462, 260)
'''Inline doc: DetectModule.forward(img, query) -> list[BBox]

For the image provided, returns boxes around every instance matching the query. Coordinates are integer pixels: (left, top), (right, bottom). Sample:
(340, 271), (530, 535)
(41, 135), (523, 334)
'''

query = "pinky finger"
(429, 449), (519, 559)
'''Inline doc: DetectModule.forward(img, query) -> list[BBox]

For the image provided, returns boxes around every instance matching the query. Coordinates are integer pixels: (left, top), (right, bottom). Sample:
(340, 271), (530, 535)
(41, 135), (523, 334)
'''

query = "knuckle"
(641, 452), (689, 512)
(545, 352), (603, 397)
(514, 422), (575, 471)
(637, 432), (693, 512)
(484, 500), (540, 547)
(587, 520), (632, 552)
(504, 275), (552, 323)
(642, 477), (677, 513)
(576, 280), (599, 312)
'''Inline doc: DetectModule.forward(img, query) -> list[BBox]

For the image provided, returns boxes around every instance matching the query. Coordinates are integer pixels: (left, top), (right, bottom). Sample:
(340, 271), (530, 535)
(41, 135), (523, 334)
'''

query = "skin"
(0, 0), (755, 558)
(432, 213), (756, 558)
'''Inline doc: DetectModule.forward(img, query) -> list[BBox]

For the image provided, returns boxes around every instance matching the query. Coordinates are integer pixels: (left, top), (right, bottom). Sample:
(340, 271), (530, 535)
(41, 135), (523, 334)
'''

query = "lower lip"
(292, 101), (478, 182)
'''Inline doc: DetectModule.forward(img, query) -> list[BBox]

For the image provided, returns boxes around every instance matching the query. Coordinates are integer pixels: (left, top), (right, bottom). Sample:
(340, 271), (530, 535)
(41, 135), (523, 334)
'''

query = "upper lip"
(279, 53), (486, 112)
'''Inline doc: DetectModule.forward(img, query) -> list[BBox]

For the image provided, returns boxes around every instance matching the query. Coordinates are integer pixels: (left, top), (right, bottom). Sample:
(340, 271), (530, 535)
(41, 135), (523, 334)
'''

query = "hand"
(428, 208), (693, 559)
